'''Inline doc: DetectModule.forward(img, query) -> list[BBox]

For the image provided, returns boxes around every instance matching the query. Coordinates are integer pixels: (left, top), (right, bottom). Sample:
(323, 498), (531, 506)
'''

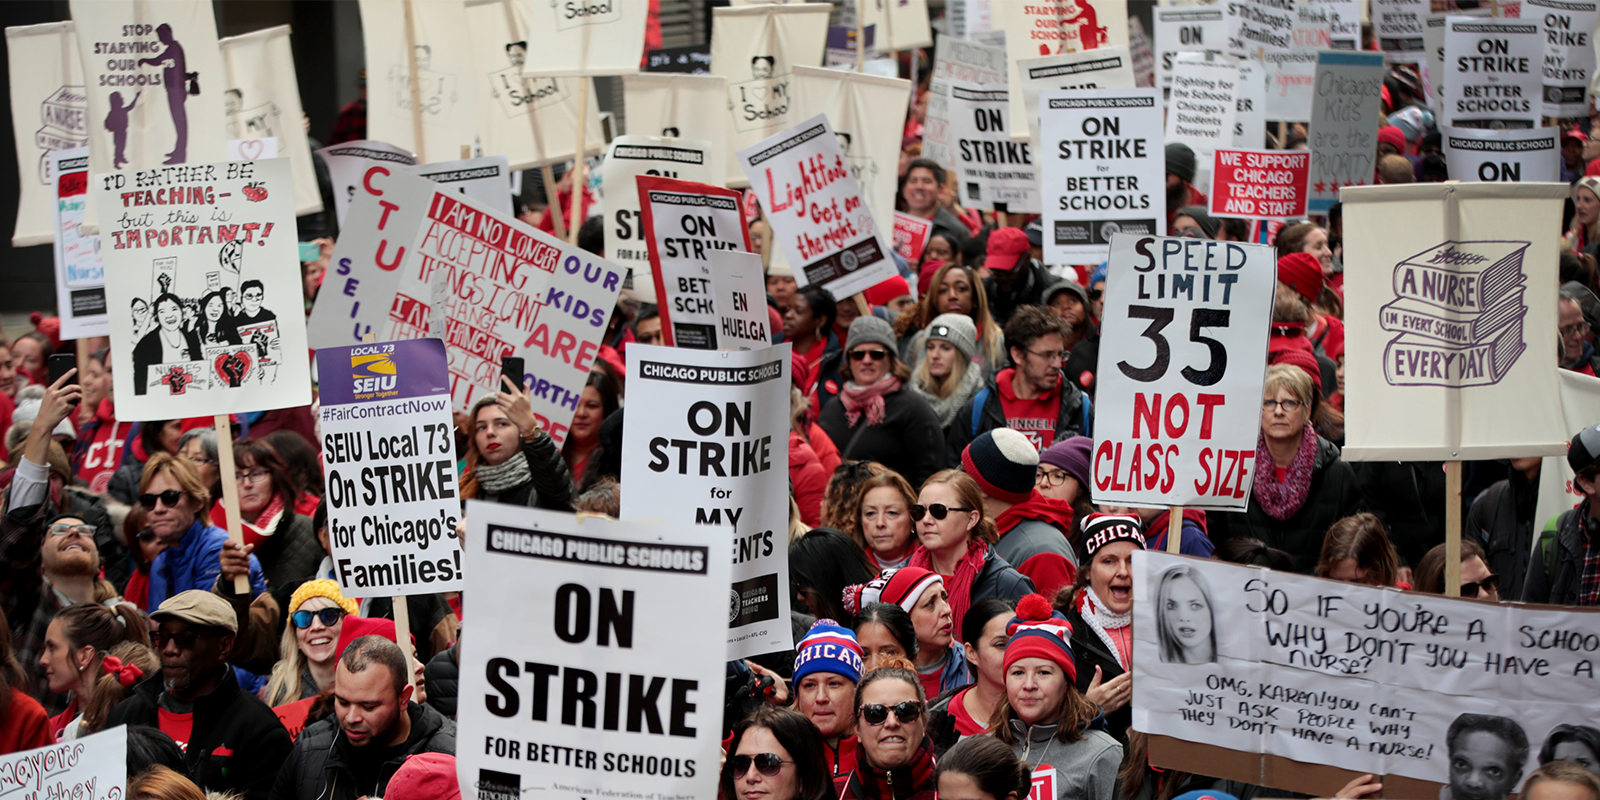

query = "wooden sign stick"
(1166, 505), (1183, 554)
(1444, 460), (1462, 597)
(212, 416), (250, 594)
(542, 165), (567, 241)
(402, 0), (427, 163)
(567, 78), (591, 246)
(359, 332), (420, 691)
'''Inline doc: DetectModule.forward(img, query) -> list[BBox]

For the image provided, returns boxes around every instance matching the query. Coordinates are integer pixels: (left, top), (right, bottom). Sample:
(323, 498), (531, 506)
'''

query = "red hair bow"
(101, 655), (144, 688)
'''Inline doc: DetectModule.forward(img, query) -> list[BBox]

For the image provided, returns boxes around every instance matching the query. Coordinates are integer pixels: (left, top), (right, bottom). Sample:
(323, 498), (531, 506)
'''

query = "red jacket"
(790, 431), (827, 528)
(75, 399), (133, 494)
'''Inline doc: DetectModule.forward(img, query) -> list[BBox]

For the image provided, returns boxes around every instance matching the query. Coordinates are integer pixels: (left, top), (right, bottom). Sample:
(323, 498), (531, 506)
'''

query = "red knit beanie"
(1276, 252), (1324, 304)
(1270, 347), (1323, 394)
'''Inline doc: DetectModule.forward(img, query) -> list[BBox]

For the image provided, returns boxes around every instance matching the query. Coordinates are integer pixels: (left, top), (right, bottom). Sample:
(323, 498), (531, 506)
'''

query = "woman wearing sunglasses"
(1415, 539), (1501, 602)
(818, 317), (945, 489)
(992, 595), (1123, 800)
(261, 580), (357, 706)
(909, 470), (1032, 641)
(210, 439), (319, 589)
(140, 453), (264, 611)
(836, 667), (939, 800)
(722, 705), (832, 800)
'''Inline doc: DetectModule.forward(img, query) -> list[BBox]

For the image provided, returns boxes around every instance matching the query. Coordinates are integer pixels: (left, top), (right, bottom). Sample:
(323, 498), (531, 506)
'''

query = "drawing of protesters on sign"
(1442, 714), (1529, 800)
(131, 298), (153, 339)
(104, 91), (140, 170)
(1379, 241), (1530, 387)
(133, 292), (203, 395)
(728, 56), (791, 134)
(223, 87), (282, 140)
(136, 24), (196, 165)
(752, 55), (775, 79)
(1154, 564), (1217, 664)
(196, 290), (241, 345)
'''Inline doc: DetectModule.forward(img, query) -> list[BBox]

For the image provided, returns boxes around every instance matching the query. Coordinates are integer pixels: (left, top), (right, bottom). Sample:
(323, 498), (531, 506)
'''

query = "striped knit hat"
(1003, 594), (1077, 681)
(962, 428), (1039, 504)
(842, 566), (944, 616)
(1081, 513), (1146, 558)
(793, 620), (865, 684)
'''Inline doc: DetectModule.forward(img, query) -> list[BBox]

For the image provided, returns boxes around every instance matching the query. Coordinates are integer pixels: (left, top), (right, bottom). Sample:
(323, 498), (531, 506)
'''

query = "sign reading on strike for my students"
(637, 176), (752, 350)
(315, 338), (462, 598)
(1040, 88), (1165, 264)
(738, 113), (898, 301)
(1209, 149), (1311, 220)
(620, 344), (794, 660)
(1092, 233), (1275, 510)
(457, 504), (729, 800)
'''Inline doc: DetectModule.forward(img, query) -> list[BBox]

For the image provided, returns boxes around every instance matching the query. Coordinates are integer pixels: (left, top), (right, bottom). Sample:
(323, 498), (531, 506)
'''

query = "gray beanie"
(1043, 280), (1089, 310)
(925, 313), (979, 361)
(845, 315), (897, 356)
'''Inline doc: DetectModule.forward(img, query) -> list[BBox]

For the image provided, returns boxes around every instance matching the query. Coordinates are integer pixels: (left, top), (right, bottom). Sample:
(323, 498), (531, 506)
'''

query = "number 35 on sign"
(1092, 234), (1276, 511)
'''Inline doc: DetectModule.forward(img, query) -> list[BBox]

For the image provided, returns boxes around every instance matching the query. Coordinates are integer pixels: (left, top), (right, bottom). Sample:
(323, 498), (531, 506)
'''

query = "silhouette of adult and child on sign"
(104, 23), (200, 168)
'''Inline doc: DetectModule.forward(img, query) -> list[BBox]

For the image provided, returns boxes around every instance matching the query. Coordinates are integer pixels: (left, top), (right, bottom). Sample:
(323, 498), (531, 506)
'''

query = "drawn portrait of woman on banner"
(1443, 714), (1530, 800)
(1155, 564), (1218, 664)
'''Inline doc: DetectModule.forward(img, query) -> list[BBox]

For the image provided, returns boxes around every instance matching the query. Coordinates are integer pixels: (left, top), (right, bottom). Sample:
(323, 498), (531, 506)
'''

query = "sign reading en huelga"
(457, 504), (729, 800)
(316, 338), (462, 598)
(620, 344), (794, 660)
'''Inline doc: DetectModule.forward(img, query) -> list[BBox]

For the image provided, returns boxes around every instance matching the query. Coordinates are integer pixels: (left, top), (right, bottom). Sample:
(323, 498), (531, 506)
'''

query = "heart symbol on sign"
(214, 349), (253, 388)
(240, 139), (265, 160)
(751, 86), (768, 101)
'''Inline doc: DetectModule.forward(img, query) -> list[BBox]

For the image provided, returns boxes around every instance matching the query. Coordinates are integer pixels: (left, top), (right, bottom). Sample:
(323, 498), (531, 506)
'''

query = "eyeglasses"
(1562, 322), (1590, 337)
(1262, 399), (1304, 412)
(48, 523), (95, 537)
(138, 490), (185, 510)
(859, 701), (924, 725)
(292, 607), (346, 629)
(235, 469), (271, 485)
(1036, 468), (1070, 488)
(183, 453), (218, 467)
(731, 753), (791, 777)
(1025, 347), (1068, 363)
(154, 629), (213, 650)
(849, 349), (888, 362)
(136, 530), (158, 544)
(910, 504), (973, 521)
(1462, 574), (1500, 598)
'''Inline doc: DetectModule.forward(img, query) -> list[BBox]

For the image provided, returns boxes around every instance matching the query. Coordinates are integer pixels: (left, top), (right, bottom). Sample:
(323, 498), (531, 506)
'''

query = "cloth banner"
(738, 113), (899, 300)
(1019, 46), (1137, 152)
(1155, 8), (1226, 103)
(1308, 50), (1386, 213)
(465, 0), (606, 171)
(7, 21), (86, 247)
(219, 25), (322, 218)
(1040, 88), (1165, 264)
(1441, 126), (1560, 182)
(866, 0), (934, 52)
(1002, 0), (1132, 140)
(316, 140), (419, 229)
(359, 0), (475, 164)
(315, 338), (463, 598)
(96, 158), (311, 421)
(1264, 5), (1333, 122)
(1527, 0), (1598, 116)
(1442, 18), (1543, 130)
(519, 0), (648, 77)
(620, 74), (731, 186)
(1224, 0), (1296, 60)
(1166, 53), (1241, 194)
(1093, 234), (1274, 510)
(926, 36), (1009, 171)
(602, 137), (718, 305)
(948, 80), (1041, 213)
(407, 155), (514, 215)
(710, 3), (832, 189)
(1209, 149), (1311, 219)
(1534, 369), (1600, 543)
(51, 148), (107, 339)
(709, 251), (773, 351)
(1376, 0), (1431, 61)
(892, 210), (932, 264)
(0, 726), (126, 799)
(1235, 59), (1268, 149)
(1341, 182), (1568, 460)
(790, 65), (911, 253)
(456, 505), (729, 800)
(1132, 549), (1600, 795)
(637, 176), (753, 349)
(620, 344), (794, 659)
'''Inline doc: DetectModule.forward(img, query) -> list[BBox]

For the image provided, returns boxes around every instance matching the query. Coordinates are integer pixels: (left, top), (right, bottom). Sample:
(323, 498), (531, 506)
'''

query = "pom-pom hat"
(793, 620), (865, 684)
(1003, 593), (1077, 681)
(842, 566), (944, 616)
(962, 428), (1039, 504)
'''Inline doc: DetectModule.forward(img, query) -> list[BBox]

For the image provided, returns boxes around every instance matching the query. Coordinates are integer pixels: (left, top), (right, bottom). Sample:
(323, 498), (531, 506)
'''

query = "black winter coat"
(1523, 502), (1593, 607)
(107, 668), (292, 800)
(1207, 435), (1361, 573)
(1354, 460), (1448, 568)
(971, 546), (1035, 606)
(946, 374), (1090, 467)
(818, 387), (946, 487)
(425, 641), (459, 719)
(256, 511), (322, 589)
(1466, 468), (1540, 602)
(1065, 601), (1130, 740)
(472, 430), (576, 511)
(271, 702), (457, 800)
(983, 259), (1055, 327)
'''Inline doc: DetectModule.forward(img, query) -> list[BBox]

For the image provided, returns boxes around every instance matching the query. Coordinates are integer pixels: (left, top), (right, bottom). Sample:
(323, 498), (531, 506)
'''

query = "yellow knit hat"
(288, 579), (358, 616)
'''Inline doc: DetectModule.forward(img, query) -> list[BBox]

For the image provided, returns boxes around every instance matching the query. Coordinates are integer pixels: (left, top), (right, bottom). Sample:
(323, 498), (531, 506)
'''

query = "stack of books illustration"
(1378, 241), (1528, 387)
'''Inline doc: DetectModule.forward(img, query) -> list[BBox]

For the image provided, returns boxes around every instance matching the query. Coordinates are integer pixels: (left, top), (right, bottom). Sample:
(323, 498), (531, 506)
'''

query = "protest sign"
(1317, 0), (1364, 49)
(1534, 369), (1600, 546)
(737, 114), (899, 301)
(1209, 149), (1310, 219)
(316, 140), (419, 229)
(637, 176), (752, 349)
(1375, 0), (1430, 60)
(0, 726), (125, 800)
(1224, 0), (1296, 60)
(621, 74), (731, 186)
(95, 158), (311, 421)
(7, 21), (85, 247)
(315, 338), (462, 598)
(457, 505), (729, 800)
(645, 46), (712, 75)
(519, 0), (648, 77)
(1001, 0), (1132, 139)
(359, 0), (475, 164)
(892, 211), (933, 264)
(1442, 18), (1543, 130)
(51, 148), (107, 340)
(790, 66), (912, 245)
(925, 37), (1009, 171)
(1526, 0), (1597, 116)
(1341, 182), (1568, 460)
(1092, 234), (1274, 510)
(219, 25), (322, 218)
(71, 0), (227, 177)
(1019, 47), (1137, 151)
(620, 344), (794, 659)
(1235, 59), (1268, 149)
(1308, 50), (1385, 213)
(1166, 53), (1241, 193)
(950, 0), (1000, 42)
(226, 138), (278, 161)
(1264, 5), (1332, 122)
(710, 3), (832, 188)
(708, 251), (773, 351)
(1441, 126), (1559, 182)
(1132, 550), (1600, 797)
(866, 0), (934, 52)
(407, 155), (514, 216)
(947, 80), (1041, 213)
(601, 136), (717, 301)
(464, 0), (606, 171)
(1155, 8), (1227, 102)
(1040, 89), (1165, 263)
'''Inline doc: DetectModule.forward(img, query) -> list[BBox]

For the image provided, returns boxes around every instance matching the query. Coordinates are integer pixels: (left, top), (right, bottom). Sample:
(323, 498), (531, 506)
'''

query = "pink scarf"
(911, 538), (989, 637)
(840, 376), (903, 427)
(1253, 425), (1317, 520)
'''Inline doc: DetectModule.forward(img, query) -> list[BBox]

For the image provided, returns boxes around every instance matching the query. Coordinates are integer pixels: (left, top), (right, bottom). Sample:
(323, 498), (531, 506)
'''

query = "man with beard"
(108, 590), (290, 799)
(273, 634), (456, 800)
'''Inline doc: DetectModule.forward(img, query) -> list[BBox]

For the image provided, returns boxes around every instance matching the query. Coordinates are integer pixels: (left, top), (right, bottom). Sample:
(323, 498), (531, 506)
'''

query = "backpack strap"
(970, 386), (990, 436)
(1081, 393), (1094, 438)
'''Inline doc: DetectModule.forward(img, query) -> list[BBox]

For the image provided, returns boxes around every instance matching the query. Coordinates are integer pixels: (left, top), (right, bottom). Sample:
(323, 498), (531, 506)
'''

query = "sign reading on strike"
(316, 338), (462, 598)
(1093, 233), (1275, 510)
(1441, 126), (1559, 183)
(637, 176), (752, 350)
(1442, 18), (1543, 130)
(1040, 89), (1164, 264)
(1208, 149), (1310, 220)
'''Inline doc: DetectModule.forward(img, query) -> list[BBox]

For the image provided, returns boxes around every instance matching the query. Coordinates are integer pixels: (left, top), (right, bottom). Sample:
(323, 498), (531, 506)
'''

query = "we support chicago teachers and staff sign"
(1093, 234), (1274, 510)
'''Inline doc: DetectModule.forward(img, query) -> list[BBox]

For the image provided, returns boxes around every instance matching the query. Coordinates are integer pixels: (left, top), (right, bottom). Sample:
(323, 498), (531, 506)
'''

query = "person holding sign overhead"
(818, 318), (946, 488)
(458, 377), (576, 512)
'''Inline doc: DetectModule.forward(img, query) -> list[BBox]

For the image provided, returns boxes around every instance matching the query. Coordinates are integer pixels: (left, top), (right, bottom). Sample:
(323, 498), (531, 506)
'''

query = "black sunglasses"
(1088, 288), (1103, 300)
(136, 529), (158, 543)
(731, 753), (791, 777)
(859, 701), (924, 725)
(154, 629), (212, 650)
(910, 503), (973, 522)
(1462, 574), (1499, 598)
(292, 607), (346, 629)
(849, 349), (889, 362)
(139, 490), (184, 510)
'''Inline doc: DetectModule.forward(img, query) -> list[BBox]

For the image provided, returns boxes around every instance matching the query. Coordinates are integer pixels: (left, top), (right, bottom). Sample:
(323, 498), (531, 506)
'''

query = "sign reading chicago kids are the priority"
(316, 338), (462, 598)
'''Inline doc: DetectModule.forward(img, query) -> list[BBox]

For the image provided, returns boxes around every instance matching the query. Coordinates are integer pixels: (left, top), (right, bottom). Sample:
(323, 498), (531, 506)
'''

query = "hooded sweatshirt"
(1144, 509), (1215, 558)
(74, 399), (132, 494)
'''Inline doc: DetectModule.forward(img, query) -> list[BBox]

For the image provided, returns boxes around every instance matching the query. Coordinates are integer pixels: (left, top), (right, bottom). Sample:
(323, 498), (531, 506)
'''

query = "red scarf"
(994, 491), (1075, 536)
(1253, 425), (1317, 520)
(911, 538), (989, 639)
(840, 376), (903, 427)
(210, 493), (286, 547)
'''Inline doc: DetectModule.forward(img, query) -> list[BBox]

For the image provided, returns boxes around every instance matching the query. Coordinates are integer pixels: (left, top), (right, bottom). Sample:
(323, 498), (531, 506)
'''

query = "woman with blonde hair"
(893, 263), (1005, 367)
(907, 314), (985, 431)
(261, 579), (359, 706)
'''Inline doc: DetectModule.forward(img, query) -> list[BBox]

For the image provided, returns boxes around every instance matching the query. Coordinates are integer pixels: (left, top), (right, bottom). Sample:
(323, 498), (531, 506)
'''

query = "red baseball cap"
(985, 227), (1031, 272)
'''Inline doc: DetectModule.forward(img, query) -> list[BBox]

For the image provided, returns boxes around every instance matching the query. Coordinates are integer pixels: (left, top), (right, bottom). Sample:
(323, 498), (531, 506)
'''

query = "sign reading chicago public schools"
(1379, 241), (1529, 387)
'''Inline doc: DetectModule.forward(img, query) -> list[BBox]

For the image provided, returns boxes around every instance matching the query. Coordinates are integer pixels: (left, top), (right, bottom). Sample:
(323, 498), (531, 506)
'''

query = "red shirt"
(948, 687), (991, 736)
(1, 689), (54, 755)
(994, 368), (1060, 450)
(158, 708), (195, 751)
(76, 400), (128, 494)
